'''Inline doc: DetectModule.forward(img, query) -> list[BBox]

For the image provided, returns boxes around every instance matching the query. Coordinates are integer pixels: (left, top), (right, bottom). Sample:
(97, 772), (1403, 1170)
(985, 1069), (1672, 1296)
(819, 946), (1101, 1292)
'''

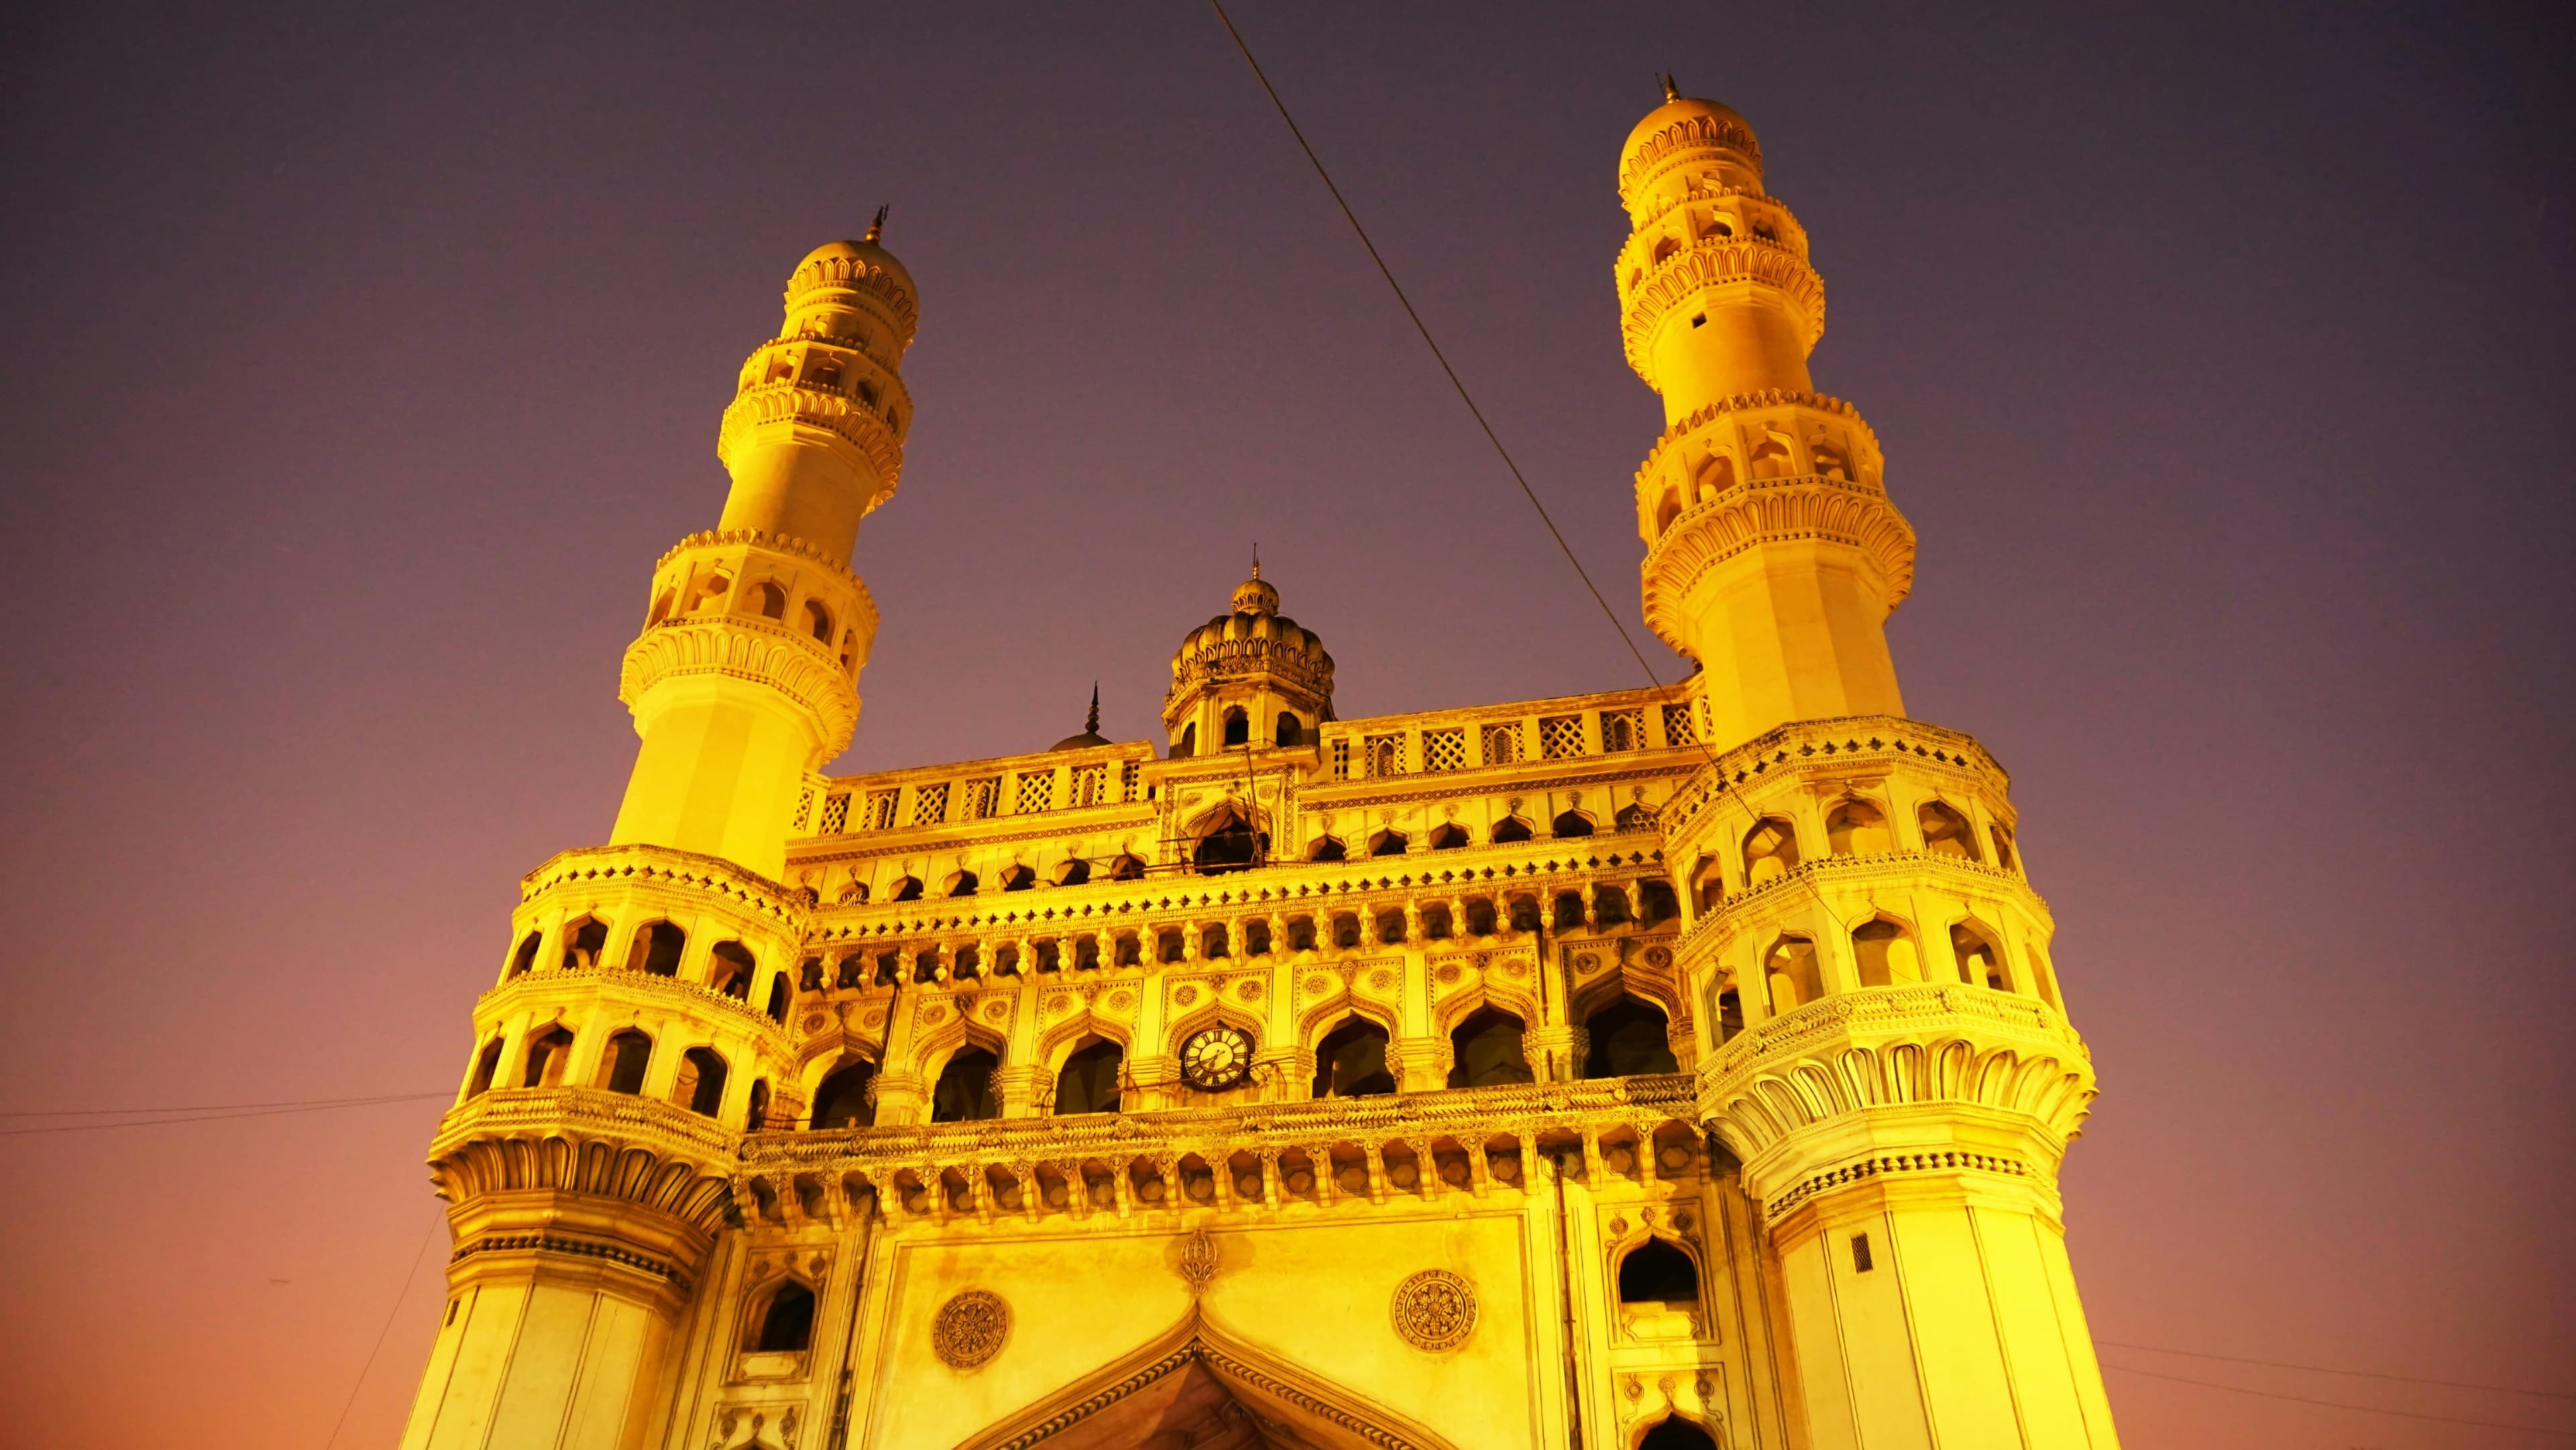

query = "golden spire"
(1662, 73), (1680, 103)
(865, 205), (888, 244)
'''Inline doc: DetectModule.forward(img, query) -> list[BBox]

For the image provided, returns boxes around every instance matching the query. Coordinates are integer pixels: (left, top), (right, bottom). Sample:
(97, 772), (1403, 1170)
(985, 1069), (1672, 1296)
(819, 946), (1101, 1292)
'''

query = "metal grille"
(1538, 715), (1586, 759)
(1601, 709), (1646, 754)
(960, 777), (1000, 820)
(910, 782), (950, 825)
(1422, 727), (1466, 772)
(1364, 733), (1403, 777)
(1014, 770), (1055, 815)
(818, 793), (851, 834)
(1071, 764), (1107, 807)
(1662, 703), (1695, 746)
(1480, 721), (1521, 766)
(865, 790), (899, 831)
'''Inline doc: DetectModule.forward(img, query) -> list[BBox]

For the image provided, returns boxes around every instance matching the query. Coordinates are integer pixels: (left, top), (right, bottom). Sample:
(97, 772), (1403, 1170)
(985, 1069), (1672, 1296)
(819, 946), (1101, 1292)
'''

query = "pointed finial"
(1662, 73), (1680, 103)
(1085, 683), (1100, 735)
(865, 205), (888, 244)
(1250, 543), (1260, 580)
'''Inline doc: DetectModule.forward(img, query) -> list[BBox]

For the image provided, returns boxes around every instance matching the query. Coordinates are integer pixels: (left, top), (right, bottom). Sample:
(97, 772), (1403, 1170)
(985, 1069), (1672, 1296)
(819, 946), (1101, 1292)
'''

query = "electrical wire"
(2102, 1362), (2576, 1437)
(0, 1092), (449, 1137)
(323, 1211), (445, 1449)
(1205, 0), (1673, 701)
(0, 1090), (445, 1117)
(2098, 1340), (2573, 1400)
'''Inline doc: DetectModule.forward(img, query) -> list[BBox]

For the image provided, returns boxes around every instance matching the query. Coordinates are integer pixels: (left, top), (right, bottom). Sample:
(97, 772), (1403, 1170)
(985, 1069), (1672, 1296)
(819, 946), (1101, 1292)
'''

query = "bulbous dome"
(1169, 567), (1333, 698)
(788, 236), (915, 306)
(781, 222), (919, 348)
(1619, 89), (1764, 204)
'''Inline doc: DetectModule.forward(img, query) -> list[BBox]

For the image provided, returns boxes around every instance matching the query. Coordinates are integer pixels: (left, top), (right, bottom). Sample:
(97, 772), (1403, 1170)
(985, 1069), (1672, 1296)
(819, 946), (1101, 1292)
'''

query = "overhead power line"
(2102, 1363), (2576, 1437)
(324, 1211), (445, 1450)
(1205, 0), (1672, 700)
(2098, 1339), (2573, 1401)
(0, 1092), (449, 1138)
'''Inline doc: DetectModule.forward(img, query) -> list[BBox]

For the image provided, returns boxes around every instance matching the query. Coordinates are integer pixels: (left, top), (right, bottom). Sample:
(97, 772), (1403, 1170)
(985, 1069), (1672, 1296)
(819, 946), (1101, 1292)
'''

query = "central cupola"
(1163, 562), (1333, 758)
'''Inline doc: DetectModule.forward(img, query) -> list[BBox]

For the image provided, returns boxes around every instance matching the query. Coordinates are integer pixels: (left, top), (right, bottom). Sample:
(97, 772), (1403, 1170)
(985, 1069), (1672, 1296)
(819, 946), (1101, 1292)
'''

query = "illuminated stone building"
(400, 92), (2121, 1450)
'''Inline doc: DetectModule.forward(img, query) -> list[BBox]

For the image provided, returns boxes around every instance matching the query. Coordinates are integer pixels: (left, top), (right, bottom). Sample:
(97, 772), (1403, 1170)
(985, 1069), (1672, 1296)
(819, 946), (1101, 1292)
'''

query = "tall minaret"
(398, 234), (914, 1449)
(1635, 91), (2124, 1447)
(609, 219), (916, 877)
(1617, 83), (1912, 751)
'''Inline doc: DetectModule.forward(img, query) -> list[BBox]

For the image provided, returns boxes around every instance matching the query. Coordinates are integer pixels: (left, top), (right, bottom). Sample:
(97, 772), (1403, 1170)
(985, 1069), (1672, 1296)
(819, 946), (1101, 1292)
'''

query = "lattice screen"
(1422, 728), (1466, 772)
(818, 792), (851, 834)
(960, 777), (1000, 820)
(1601, 709), (1646, 753)
(1364, 734), (1403, 776)
(1071, 764), (1107, 807)
(910, 782), (951, 825)
(1331, 739), (1350, 778)
(865, 790), (899, 831)
(1538, 715), (1586, 759)
(1481, 722), (1521, 765)
(1014, 771), (1055, 815)
(1662, 703), (1695, 746)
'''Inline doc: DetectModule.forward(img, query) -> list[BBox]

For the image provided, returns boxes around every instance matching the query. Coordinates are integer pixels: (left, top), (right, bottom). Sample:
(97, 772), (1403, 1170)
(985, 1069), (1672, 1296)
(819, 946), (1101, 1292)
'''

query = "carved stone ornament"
(1390, 1269), (1478, 1353)
(931, 1290), (1010, 1369)
(1175, 1227), (1220, 1292)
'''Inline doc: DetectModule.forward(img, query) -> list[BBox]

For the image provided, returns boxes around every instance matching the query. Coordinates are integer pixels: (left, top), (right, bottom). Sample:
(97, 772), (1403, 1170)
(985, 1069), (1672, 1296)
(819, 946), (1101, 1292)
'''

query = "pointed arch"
(947, 1306), (1462, 1450)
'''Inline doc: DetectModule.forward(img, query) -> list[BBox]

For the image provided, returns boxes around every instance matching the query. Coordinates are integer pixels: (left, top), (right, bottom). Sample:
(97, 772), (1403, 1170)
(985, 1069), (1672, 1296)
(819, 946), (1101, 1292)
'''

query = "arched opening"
(1157, 928), (1185, 964)
(1583, 998), (1678, 1077)
(600, 1029), (652, 1094)
(1421, 904), (1453, 940)
(1191, 805), (1263, 875)
(1507, 895), (1543, 932)
(1635, 879), (1679, 926)
(1639, 1416), (1720, 1450)
(1826, 798), (1890, 856)
(521, 1027), (574, 1088)
(1594, 884), (1633, 927)
(467, 1039), (503, 1097)
(765, 976), (790, 1023)
(631, 921), (686, 976)
(1202, 923), (1230, 959)
(888, 874), (923, 901)
(1375, 908), (1407, 945)
(1307, 834), (1347, 862)
(1287, 916), (1317, 952)
(1464, 898), (1497, 935)
(647, 588), (676, 627)
(1552, 809), (1595, 838)
(558, 917), (608, 970)
(1490, 815), (1534, 844)
(1920, 800), (1981, 860)
(1429, 823), (1469, 851)
(1311, 1018), (1394, 1098)
(1715, 986), (1745, 1044)
(1992, 822), (2019, 872)
(930, 1047), (1000, 1123)
(749, 582), (787, 619)
(804, 599), (833, 643)
(1275, 711), (1302, 747)
(708, 941), (756, 999)
(746, 1079), (771, 1130)
(1742, 817), (1799, 884)
(1688, 855), (1723, 912)
(1614, 803), (1654, 831)
(1811, 439), (1852, 480)
(1367, 828), (1408, 858)
(674, 1046), (727, 1117)
(1447, 1008), (1532, 1088)
(1054, 858), (1091, 887)
(999, 864), (1036, 892)
(1553, 891), (1585, 932)
(751, 1281), (815, 1353)
(1222, 707), (1250, 747)
(1650, 235), (1678, 263)
(810, 1060), (876, 1129)
(1953, 922), (2008, 990)
(1852, 918), (1923, 987)
(1177, 723), (1197, 758)
(1749, 431), (1794, 478)
(945, 868), (979, 897)
(508, 932), (542, 978)
(1619, 1237), (1701, 1304)
(1654, 491), (1682, 536)
(1693, 453), (1735, 501)
(1246, 919), (1273, 955)
(1764, 935), (1824, 1010)
(1055, 1039), (1124, 1116)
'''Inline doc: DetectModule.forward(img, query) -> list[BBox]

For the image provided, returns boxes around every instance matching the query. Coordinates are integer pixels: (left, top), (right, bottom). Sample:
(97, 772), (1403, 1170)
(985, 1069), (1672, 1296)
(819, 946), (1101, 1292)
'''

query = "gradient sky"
(3, 4), (2570, 1446)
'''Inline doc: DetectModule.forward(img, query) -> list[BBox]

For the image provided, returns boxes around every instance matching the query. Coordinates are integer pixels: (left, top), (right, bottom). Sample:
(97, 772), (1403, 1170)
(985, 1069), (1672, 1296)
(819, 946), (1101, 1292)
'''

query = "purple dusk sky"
(1, 4), (2569, 1445)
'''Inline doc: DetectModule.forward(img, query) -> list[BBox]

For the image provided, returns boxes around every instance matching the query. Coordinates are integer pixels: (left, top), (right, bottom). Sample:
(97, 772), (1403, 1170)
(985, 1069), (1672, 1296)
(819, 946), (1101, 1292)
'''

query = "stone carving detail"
(932, 1289), (1010, 1369)
(1390, 1269), (1478, 1352)
(1175, 1228), (1219, 1293)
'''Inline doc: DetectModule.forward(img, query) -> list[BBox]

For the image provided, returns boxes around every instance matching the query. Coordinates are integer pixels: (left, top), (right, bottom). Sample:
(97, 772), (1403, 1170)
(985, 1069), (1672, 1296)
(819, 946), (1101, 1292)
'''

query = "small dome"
(1231, 566), (1279, 617)
(1619, 89), (1762, 201)
(1167, 571), (1333, 696)
(1050, 687), (1110, 752)
(789, 236), (915, 304)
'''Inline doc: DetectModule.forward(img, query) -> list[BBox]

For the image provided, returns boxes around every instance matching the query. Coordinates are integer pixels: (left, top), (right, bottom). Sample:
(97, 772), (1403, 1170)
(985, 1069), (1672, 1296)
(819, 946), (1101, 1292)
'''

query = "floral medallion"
(1390, 1269), (1477, 1352)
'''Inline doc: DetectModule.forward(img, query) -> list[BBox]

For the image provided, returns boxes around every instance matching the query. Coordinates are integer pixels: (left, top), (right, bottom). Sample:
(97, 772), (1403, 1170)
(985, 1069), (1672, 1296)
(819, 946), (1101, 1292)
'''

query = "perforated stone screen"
(1014, 771), (1055, 815)
(1538, 715), (1586, 759)
(910, 782), (950, 825)
(1481, 722), (1521, 765)
(1422, 728), (1466, 772)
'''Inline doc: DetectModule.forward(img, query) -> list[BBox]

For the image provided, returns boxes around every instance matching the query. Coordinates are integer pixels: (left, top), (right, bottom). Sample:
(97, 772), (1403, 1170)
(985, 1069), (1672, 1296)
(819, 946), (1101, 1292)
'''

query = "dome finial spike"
(865, 205), (888, 244)
(1085, 682), (1099, 735)
(1250, 542), (1260, 580)
(1662, 72), (1680, 103)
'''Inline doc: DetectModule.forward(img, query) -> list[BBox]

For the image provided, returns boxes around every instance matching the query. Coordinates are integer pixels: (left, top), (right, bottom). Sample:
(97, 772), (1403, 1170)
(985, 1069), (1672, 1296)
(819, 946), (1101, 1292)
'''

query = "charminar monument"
(399, 85), (2121, 1450)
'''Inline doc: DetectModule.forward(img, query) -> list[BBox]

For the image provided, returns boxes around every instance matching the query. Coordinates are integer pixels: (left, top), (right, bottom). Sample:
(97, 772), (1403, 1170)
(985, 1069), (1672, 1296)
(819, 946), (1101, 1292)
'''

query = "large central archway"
(950, 1308), (1458, 1450)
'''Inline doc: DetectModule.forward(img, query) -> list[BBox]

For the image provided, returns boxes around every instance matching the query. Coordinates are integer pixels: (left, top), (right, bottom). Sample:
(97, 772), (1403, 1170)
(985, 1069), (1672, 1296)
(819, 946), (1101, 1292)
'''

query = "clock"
(1179, 1025), (1255, 1091)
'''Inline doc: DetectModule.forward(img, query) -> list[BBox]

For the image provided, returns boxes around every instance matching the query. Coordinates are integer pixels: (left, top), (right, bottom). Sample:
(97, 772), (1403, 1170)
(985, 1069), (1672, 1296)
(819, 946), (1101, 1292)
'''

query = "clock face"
(1179, 1026), (1254, 1091)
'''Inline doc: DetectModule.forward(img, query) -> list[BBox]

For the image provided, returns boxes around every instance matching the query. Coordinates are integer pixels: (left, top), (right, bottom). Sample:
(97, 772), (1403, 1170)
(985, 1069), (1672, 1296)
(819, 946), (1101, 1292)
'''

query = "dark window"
(1619, 1237), (1700, 1302)
(1056, 1040), (1123, 1115)
(678, 1046), (727, 1117)
(810, 1061), (875, 1129)
(1552, 809), (1594, 838)
(560, 919), (608, 970)
(1193, 807), (1261, 875)
(708, 941), (755, 998)
(635, 921), (686, 976)
(508, 933), (541, 978)
(1490, 817), (1534, 844)
(1311, 1018), (1395, 1098)
(1582, 998), (1678, 1078)
(1638, 1418), (1719, 1450)
(765, 977), (790, 1023)
(603, 1030), (652, 1094)
(1275, 711), (1302, 747)
(1447, 1008), (1533, 1088)
(1429, 823), (1468, 851)
(1851, 1233), (1874, 1272)
(467, 1039), (503, 1097)
(930, 1048), (1000, 1123)
(1222, 707), (1250, 747)
(1308, 835), (1346, 862)
(754, 1282), (816, 1352)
